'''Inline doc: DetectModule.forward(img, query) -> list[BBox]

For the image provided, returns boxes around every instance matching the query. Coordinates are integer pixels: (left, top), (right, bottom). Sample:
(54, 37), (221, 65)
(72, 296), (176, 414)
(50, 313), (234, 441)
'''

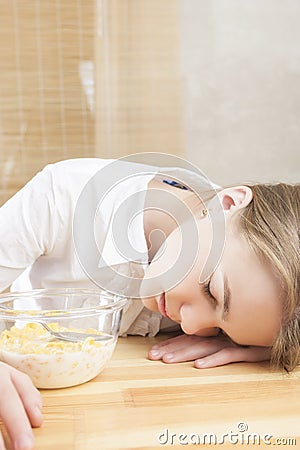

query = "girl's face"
(141, 209), (282, 347)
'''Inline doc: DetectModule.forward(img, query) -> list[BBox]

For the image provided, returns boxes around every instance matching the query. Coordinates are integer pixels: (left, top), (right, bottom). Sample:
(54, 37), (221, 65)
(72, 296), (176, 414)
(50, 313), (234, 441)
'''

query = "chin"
(195, 328), (220, 337)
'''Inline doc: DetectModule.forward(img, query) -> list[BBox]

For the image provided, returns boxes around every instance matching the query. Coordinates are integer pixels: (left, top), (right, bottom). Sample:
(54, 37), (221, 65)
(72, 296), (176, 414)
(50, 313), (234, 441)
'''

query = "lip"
(157, 292), (168, 318)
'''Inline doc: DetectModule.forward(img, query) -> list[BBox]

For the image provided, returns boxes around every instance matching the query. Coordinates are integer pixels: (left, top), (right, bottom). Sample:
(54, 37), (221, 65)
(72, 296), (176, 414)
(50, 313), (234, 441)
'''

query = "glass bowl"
(0, 288), (127, 389)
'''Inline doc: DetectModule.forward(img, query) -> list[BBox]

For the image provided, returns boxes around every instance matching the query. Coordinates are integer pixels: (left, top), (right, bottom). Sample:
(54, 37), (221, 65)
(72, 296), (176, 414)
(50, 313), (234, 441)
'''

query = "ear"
(217, 186), (253, 212)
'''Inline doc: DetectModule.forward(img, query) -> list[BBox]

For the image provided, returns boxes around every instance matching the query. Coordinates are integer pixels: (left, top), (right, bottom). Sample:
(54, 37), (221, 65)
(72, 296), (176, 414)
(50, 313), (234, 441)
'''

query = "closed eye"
(203, 279), (218, 307)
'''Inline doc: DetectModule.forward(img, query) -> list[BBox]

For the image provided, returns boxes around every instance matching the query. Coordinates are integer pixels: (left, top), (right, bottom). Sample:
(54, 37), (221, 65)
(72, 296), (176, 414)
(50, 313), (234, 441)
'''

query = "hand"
(0, 362), (43, 450)
(148, 333), (271, 368)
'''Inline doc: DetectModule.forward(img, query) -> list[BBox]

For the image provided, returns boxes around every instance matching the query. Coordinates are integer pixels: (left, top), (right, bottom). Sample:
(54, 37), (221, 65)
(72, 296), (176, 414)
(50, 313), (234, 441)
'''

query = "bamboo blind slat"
(95, 0), (185, 159)
(0, 0), (184, 206)
(0, 0), (95, 205)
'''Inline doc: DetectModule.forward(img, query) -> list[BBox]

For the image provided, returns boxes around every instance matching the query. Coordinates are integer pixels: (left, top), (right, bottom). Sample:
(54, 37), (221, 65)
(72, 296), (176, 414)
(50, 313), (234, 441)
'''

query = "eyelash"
(203, 279), (218, 306)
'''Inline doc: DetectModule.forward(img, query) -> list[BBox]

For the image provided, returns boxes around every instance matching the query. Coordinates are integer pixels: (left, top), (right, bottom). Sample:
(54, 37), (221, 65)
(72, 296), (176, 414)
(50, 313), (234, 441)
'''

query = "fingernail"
(15, 435), (34, 450)
(164, 353), (174, 362)
(149, 350), (160, 358)
(34, 405), (42, 417)
(195, 360), (207, 368)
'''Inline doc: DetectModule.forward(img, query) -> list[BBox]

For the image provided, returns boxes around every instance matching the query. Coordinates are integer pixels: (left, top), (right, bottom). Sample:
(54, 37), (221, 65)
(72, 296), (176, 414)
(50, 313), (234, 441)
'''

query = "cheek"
(141, 296), (159, 312)
(147, 228), (182, 276)
(140, 228), (183, 297)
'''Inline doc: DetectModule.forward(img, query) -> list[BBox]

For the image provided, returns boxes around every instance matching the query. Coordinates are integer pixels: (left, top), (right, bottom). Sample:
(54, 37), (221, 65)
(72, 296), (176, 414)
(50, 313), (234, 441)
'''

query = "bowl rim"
(0, 288), (128, 319)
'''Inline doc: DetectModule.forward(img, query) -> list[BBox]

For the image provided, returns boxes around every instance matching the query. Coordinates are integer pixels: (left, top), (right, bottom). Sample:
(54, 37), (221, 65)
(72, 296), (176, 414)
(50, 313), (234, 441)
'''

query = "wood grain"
(2, 334), (298, 449)
(0, 4), (298, 446)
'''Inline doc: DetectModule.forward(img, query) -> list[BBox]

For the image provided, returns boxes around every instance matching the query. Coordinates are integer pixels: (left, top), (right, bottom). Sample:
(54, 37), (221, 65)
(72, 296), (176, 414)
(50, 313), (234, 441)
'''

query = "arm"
(0, 165), (60, 291)
(148, 332), (271, 368)
(0, 166), (59, 448)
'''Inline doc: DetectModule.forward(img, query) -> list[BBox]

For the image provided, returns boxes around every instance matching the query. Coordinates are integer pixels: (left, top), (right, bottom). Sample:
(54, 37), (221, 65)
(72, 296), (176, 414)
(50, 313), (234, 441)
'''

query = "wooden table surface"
(2, 334), (300, 449)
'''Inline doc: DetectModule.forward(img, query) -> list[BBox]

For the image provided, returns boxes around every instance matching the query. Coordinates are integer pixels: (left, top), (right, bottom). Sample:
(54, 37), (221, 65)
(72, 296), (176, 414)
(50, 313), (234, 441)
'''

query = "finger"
(148, 335), (199, 360)
(0, 431), (6, 450)
(0, 376), (35, 450)
(161, 346), (205, 363)
(160, 339), (232, 364)
(150, 333), (184, 351)
(149, 333), (232, 362)
(10, 369), (43, 428)
(194, 346), (270, 369)
(148, 335), (187, 360)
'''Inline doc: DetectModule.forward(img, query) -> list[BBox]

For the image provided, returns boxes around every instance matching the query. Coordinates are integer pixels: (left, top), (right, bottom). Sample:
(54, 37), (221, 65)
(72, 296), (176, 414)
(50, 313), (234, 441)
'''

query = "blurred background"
(0, 0), (299, 205)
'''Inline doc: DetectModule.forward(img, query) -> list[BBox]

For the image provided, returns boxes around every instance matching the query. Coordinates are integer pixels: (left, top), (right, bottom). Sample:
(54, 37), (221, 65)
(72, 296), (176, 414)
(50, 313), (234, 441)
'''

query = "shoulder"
(42, 158), (116, 179)
(38, 158), (116, 196)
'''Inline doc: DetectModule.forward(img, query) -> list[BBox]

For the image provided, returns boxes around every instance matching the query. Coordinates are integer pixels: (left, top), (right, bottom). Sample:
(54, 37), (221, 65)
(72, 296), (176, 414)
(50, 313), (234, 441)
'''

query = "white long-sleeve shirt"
(0, 158), (219, 335)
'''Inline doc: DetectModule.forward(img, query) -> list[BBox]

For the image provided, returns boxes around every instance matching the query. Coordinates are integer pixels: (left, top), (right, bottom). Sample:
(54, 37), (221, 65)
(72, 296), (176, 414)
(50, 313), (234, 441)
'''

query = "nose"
(177, 297), (219, 335)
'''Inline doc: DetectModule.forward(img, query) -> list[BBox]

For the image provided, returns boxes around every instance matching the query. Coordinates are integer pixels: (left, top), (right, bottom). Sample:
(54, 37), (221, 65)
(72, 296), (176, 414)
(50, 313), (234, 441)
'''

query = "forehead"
(220, 226), (283, 346)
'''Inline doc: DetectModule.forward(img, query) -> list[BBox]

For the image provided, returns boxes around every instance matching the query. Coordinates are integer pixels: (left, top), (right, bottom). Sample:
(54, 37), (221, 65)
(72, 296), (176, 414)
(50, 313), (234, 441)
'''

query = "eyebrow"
(222, 275), (231, 321)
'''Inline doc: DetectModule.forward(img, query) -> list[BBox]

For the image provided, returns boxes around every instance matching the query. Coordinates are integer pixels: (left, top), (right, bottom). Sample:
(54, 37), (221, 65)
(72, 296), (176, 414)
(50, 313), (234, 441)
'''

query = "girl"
(0, 155), (299, 450)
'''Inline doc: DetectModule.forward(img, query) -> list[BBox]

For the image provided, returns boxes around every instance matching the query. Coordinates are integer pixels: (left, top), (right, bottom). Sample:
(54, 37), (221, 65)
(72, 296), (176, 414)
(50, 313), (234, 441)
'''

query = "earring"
(201, 208), (208, 218)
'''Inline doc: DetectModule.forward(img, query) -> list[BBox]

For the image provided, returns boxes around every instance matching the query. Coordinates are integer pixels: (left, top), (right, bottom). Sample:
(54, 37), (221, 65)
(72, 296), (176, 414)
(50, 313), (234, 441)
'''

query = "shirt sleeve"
(0, 165), (61, 292)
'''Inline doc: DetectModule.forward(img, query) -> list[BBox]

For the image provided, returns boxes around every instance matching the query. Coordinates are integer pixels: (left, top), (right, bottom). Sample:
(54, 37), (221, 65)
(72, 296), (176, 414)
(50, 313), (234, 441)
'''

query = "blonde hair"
(238, 183), (300, 371)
